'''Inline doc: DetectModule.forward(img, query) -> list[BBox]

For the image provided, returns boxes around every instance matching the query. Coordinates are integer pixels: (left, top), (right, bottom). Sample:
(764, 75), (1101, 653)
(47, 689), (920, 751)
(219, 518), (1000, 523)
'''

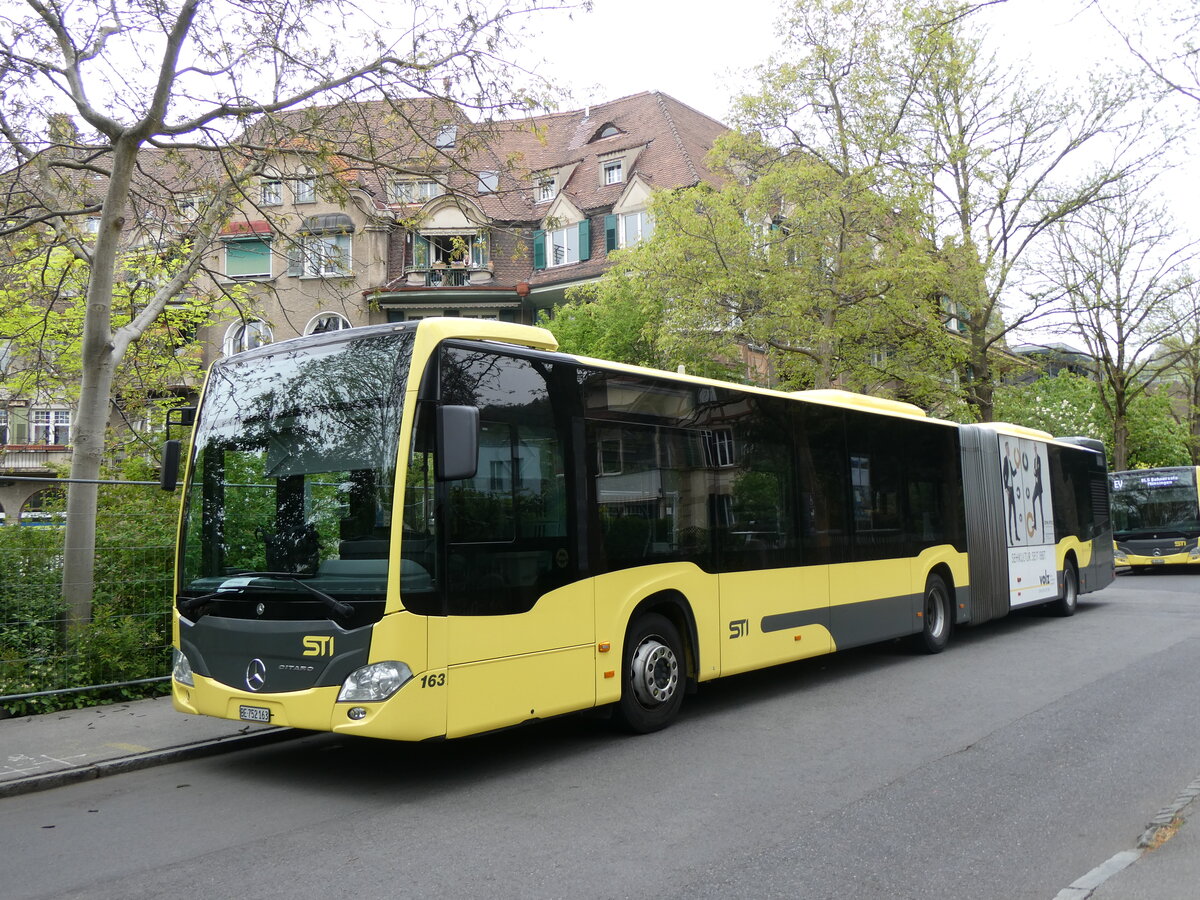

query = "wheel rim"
(925, 587), (947, 639)
(630, 636), (679, 708)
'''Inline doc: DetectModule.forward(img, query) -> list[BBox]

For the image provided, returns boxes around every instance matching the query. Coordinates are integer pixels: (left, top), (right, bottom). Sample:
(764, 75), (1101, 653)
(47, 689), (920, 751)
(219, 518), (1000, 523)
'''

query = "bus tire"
(914, 573), (951, 654)
(614, 613), (685, 734)
(1053, 561), (1079, 617)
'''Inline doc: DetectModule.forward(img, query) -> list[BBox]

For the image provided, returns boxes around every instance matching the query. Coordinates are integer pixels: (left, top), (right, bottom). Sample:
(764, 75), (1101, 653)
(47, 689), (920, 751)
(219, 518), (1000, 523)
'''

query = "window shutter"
(533, 229), (546, 270)
(578, 219), (591, 261)
(605, 215), (618, 252)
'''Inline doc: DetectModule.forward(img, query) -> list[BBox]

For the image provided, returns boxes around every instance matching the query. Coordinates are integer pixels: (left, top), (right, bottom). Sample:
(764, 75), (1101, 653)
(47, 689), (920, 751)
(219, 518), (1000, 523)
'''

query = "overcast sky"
(527, 0), (1127, 122)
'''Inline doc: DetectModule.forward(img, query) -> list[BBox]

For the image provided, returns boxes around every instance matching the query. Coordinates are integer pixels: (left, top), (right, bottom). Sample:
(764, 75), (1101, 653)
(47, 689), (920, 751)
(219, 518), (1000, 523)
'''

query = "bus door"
(437, 346), (595, 737)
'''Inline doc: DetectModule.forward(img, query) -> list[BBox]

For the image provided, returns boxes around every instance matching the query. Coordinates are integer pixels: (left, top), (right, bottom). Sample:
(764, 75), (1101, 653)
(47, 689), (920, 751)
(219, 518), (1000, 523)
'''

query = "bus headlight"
(337, 661), (413, 702)
(1190, 546), (1200, 559)
(172, 648), (194, 687)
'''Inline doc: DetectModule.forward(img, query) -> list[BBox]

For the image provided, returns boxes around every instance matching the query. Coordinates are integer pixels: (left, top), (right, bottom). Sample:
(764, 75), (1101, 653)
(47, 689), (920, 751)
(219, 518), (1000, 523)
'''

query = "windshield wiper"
(179, 572), (354, 624)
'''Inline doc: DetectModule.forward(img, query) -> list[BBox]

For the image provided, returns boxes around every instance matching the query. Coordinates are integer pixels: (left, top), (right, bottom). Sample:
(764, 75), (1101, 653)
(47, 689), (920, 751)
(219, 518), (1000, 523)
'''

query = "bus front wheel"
(914, 574), (952, 654)
(615, 613), (685, 734)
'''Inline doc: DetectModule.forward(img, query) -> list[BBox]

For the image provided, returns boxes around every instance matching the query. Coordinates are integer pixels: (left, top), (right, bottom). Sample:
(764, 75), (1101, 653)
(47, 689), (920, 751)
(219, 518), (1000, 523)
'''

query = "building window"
(603, 160), (623, 185)
(304, 313), (352, 335)
(436, 125), (457, 148)
(293, 174), (316, 204)
(0, 409), (7, 444)
(549, 225), (580, 267)
(175, 194), (204, 220)
(261, 177), (282, 206)
(223, 320), (272, 355)
(289, 233), (351, 277)
(31, 410), (70, 446)
(224, 237), (272, 278)
(621, 210), (653, 247)
(477, 171), (498, 193)
(389, 178), (443, 204)
(537, 177), (555, 203)
(703, 428), (735, 467)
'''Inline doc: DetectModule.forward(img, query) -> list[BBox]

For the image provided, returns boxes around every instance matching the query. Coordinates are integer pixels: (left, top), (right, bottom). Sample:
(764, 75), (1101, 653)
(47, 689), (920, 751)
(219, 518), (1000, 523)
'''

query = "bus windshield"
(1110, 469), (1200, 537)
(178, 330), (413, 615)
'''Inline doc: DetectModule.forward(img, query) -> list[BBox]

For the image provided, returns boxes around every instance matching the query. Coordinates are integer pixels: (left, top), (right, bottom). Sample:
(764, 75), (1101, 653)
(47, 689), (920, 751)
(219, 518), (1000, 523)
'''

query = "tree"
(1095, 0), (1200, 104)
(1156, 281), (1200, 464)
(567, 0), (960, 407)
(1035, 185), (1199, 470)
(0, 0), (571, 626)
(991, 371), (1189, 468)
(0, 239), (218, 451)
(908, 0), (1155, 420)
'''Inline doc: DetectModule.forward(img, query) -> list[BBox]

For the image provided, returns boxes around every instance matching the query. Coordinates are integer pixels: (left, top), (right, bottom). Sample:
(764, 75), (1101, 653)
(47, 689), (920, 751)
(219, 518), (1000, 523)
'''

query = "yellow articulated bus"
(1110, 467), (1200, 571)
(165, 319), (1114, 739)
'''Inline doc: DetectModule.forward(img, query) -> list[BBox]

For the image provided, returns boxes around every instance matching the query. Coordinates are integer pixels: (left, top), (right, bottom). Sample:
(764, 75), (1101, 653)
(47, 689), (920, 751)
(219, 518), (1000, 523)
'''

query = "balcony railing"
(0, 445), (72, 472)
(425, 267), (471, 287)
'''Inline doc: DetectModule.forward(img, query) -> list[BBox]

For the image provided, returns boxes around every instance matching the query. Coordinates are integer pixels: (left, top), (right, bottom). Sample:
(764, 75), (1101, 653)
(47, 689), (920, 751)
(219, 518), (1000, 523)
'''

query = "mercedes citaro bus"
(1110, 467), (1200, 570)
(165, 319), (1114, 739)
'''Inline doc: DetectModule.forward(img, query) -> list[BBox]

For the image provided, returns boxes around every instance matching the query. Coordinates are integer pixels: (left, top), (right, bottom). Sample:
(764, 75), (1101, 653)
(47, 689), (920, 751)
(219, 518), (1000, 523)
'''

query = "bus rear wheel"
(914, 574), (951, 654)
(1052, 561), (1079, 617)
(615, 613), (685, 734)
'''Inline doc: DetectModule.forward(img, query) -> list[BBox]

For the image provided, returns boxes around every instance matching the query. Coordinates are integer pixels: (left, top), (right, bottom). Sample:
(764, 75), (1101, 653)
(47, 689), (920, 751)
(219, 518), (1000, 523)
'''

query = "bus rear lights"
(337, 661), (413, 702)
(172, 648), (194, 687)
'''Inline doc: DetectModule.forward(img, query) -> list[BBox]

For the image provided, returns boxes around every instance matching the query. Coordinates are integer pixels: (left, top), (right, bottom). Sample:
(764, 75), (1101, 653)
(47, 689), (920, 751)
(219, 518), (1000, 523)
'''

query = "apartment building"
(0, 92), (727, 522)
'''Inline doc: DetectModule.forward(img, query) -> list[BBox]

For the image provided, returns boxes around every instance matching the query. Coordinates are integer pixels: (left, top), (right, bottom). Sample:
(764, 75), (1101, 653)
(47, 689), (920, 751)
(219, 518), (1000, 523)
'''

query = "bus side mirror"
(160, 439), (182, 491)
(436, 405), (479, 481)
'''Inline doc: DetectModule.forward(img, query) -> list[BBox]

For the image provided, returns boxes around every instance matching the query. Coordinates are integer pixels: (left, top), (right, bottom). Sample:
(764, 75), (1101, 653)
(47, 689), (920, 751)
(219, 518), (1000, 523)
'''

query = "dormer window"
(436, 125), (457, 148)
(602, 160), (623, 186)
(389, 178), (443, 204)
(537, 176), (556, 203)
(588, 123), (619, 142)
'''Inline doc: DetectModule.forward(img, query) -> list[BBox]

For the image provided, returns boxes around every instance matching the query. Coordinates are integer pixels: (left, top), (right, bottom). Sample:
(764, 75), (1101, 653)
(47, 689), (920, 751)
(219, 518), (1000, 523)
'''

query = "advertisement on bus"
(1000, 437), (1057, 606)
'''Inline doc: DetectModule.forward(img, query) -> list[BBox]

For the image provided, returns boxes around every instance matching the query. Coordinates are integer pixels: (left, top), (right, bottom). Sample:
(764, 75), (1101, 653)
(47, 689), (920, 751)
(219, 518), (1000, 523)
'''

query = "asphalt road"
(4, 571), (1200, 900)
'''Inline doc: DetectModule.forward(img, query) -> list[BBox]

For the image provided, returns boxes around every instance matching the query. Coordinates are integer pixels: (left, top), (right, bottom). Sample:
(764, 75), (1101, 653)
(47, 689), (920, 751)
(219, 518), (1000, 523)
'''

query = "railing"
(0, 446), (72, 471)
(0, 477), (177, 714)
(425, 267), (471, 287)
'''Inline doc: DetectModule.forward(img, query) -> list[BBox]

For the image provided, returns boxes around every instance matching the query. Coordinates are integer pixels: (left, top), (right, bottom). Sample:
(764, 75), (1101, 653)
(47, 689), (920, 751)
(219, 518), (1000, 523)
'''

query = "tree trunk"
(60, 139), (137, 628)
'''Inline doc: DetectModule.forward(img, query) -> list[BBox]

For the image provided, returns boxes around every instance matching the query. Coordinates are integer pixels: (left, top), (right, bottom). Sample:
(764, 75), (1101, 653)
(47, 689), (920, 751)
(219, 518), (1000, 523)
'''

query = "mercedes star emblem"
(245, 658), (267, 692)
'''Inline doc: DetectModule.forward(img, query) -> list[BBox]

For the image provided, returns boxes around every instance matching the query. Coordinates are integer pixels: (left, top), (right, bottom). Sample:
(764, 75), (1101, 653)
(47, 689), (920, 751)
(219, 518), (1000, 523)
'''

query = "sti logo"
(302, 636), (334, 657)
(728, 619), (749, 639)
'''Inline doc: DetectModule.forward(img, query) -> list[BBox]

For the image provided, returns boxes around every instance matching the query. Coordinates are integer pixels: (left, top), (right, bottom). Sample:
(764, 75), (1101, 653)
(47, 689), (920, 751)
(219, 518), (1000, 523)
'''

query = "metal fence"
(0, 478), (178, 711)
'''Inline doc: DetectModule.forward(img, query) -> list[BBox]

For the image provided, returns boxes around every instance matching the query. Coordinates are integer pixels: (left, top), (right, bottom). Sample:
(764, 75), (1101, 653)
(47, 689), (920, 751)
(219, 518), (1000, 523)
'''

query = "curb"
(0, 727), (301, 800)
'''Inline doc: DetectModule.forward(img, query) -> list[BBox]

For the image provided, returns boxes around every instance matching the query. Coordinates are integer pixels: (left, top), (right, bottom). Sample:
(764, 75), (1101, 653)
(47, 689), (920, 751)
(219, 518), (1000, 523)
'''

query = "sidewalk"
(0, 694), (298, 798)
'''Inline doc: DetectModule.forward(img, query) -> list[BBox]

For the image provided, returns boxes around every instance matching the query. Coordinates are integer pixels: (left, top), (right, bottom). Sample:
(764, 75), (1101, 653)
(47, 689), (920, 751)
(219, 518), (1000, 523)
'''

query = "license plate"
(1152, 558), (1165, 565)
(239, 705), (271, 723)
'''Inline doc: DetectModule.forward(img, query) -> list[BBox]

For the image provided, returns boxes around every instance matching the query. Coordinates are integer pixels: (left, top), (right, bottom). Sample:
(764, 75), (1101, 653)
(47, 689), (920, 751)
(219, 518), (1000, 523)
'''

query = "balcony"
(425, 267), (471, 287)
(0, 445), (72, 474)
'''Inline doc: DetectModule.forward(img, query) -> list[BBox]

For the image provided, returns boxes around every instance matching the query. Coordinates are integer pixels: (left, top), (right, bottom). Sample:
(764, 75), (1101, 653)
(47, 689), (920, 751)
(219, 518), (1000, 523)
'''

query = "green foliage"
(0, 241), (215, 416)
(0, 479), (177, 716)
(1125, 391), (1192, 468)
(992, 373), (1190, 468)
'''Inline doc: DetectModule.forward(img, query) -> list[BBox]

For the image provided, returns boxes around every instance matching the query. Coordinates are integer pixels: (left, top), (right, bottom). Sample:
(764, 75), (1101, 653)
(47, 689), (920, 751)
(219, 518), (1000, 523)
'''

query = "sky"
(524, 0), (1199, 346)
(526, 0), (1129, 123)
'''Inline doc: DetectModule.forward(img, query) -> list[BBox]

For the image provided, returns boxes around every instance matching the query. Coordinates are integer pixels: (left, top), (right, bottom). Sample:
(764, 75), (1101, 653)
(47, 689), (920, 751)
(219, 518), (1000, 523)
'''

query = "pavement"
(1, 697), (1198, 899)
(0, 694), (298, 799)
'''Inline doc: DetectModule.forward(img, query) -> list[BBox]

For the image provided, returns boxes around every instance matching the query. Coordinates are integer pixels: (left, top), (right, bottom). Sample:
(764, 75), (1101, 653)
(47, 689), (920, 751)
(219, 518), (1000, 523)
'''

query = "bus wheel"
(1053, 561), (1079, 617)
(914, 574), (951, 654)
(615, 613), (685, 734)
